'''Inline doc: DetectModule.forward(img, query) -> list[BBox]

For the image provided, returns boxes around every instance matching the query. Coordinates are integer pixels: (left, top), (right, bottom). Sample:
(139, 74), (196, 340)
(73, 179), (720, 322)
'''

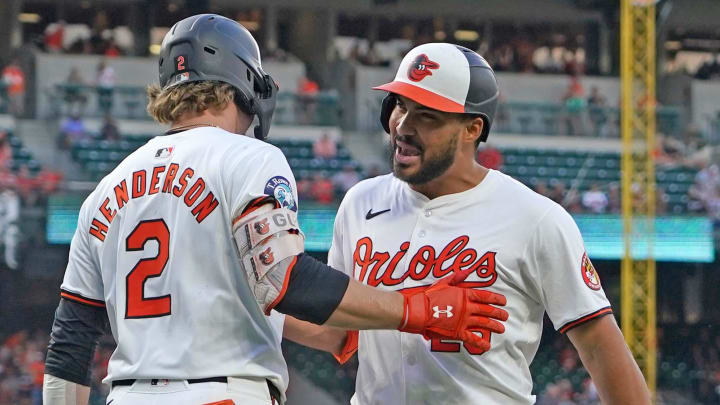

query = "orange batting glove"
(397, 269), (508, 353)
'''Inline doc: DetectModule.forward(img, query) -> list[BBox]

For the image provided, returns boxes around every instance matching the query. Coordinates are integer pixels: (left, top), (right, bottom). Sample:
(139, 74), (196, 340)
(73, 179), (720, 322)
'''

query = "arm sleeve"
(226, 145), (299, 218)
(274, 253), (350, 325)
(44, 298), (110, 386)
(60, 194), (104, 305)
(525, 205), (612, 334)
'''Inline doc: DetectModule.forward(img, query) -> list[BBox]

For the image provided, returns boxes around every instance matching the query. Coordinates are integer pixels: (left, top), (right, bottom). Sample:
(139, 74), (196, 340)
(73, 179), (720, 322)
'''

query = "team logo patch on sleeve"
(264, 176), (297, 211)
(581, 252), (601, 291)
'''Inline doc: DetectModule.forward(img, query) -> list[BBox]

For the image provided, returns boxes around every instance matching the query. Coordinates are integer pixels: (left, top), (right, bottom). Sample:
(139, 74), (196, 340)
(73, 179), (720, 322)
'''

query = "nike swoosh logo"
(107, 401), (114, 405)
(366, 208), (391, 220)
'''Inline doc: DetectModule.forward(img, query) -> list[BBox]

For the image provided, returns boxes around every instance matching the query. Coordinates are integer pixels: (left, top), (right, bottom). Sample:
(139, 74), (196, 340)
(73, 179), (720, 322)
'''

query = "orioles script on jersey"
(88, 163), (219, 242)
(353, 235), (497, 288)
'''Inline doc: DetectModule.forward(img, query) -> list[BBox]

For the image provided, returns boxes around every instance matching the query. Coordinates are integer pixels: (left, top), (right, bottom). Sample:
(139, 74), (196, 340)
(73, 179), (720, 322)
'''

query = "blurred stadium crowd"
(0, 0), (719, 404)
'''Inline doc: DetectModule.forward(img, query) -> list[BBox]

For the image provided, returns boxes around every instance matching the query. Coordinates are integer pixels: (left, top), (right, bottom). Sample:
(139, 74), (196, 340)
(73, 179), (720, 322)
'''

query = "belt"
(112, 377), (281, 402)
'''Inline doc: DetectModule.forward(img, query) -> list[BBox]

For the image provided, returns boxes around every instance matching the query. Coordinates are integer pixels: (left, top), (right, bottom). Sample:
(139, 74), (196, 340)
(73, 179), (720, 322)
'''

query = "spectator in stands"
(0, 173), (20, 269)
(534, 181), (550, 199)
(549, 181), (567, 205)
(0, 330), (49, 404)
(1, 58), (25, 117)
(0, 131), (12, 170)
(35, 167), (63, 197)
(653, 133), (685, 167)
(475, 144), (504, 170)
(297, 75), (319, 124)
(332, 164), (362, 196)
(587, 86), (606, 107)
(64, 67), (88, 117)
(58, 113), (88, 149)
(313, 132), (337, 159)
(44, 21), (65, 53)
(96, 58), (116, 114)
(607, 183), (621, 214)
(581, 184), (609, 213)
(15, 164), (38, 207)
(695, 53), (720, 80)
(564, 188), (583, 213)
(656, 187), (668, 215)
(104, 38), (122, 58)
(296, 176), (312, 202)
(689, 164), (720, 219)
(561, 72), (587, 136)
(99, 113), (120, 141)
(586, 86), (609, 137)
(310, 173), (335, 204)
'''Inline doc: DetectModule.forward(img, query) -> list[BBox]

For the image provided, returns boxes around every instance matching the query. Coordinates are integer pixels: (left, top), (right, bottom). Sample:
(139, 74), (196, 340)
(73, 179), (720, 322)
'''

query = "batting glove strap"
(398, 287), (467, 339)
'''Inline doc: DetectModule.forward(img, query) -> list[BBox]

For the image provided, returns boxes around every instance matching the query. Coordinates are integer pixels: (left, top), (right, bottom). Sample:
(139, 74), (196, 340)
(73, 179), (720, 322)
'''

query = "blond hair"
(146, 81), (236, 124)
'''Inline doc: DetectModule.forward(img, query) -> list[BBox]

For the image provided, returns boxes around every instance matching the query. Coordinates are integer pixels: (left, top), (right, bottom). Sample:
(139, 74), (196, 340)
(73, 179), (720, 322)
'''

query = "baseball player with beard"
(327, 43), (651, 404)
(41, 18), (510, 405)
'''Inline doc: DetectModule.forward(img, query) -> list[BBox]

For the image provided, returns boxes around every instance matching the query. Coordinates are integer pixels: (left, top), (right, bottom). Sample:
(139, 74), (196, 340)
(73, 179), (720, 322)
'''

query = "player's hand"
(397, 269), (508, 353)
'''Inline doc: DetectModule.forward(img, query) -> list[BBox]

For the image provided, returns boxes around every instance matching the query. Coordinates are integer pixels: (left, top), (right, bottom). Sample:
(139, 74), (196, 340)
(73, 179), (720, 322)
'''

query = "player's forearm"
(283, 316), (347, 354)
(43, 374), (90, 405)
(324, 279), (404, 330)
(568, 316), (651, 405)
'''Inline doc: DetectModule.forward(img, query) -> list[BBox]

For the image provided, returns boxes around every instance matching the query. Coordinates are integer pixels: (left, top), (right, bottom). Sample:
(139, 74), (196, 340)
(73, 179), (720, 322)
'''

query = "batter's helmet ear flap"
(479, 115), (491, 143)
(380, 94), (396, 134)
(252, 74), (278, 140)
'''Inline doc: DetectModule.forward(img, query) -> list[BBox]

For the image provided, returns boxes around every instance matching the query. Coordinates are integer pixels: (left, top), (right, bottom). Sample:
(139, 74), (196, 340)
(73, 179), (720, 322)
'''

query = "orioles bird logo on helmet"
(407, 54), (440, 82)
(259, 247), (275, 266)
(254, 218), (270, 235)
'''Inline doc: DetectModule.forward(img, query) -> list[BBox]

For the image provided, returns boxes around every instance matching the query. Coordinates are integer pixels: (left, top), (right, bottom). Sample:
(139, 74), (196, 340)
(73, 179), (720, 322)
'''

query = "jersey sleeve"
(525, 205), (612, 334)
(60, 194), (105, 307)
(327, 192), (350, 276)
(226, 145), (299, 219)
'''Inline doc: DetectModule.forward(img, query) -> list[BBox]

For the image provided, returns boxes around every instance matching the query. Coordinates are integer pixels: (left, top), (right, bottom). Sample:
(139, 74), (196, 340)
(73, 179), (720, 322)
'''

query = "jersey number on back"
(431, 330), (491, 355)
(125, 219), (171, 319)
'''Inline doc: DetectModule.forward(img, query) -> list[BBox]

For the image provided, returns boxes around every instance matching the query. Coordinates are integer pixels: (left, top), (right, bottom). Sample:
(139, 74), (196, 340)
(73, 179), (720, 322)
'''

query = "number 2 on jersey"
(431, 329), (492, 355)
(125, 219), (171, 319)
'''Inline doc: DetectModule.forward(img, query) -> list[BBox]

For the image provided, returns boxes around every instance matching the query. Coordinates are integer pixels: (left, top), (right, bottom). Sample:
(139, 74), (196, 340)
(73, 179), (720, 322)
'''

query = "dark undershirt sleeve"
(44, 298), (111, 386)
(274, 253), (350, 325)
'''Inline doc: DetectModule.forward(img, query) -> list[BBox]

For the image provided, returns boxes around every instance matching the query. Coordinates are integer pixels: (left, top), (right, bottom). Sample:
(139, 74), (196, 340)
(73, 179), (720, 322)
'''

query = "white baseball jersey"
(60, 127), (299, 396)
(328, 170), (611, 405)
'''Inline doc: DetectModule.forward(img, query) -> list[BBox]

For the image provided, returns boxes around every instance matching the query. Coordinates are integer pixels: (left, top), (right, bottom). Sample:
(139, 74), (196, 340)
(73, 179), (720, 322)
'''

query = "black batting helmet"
(375, 43), (499, 143)
(158, 14), (278, 140)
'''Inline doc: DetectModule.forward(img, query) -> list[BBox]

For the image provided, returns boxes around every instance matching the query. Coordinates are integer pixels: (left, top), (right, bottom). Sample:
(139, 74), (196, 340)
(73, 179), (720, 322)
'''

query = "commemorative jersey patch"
(581, 252), (601, 291)
(264, 176), (297, 212)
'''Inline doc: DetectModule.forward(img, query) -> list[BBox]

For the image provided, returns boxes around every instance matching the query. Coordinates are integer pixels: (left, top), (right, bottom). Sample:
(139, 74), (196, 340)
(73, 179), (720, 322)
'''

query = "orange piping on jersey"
(60, 289), (106, 308)
(202, 400), (235, 405)
(558, 306), (613, 334)
(264, 255), (298, 315)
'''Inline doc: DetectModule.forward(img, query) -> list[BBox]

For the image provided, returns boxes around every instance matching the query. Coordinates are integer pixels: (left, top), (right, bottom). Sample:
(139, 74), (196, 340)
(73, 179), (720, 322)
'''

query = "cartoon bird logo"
(254, 218), (270, 235)
(407, 54), (440, 82)
(259, 247), (275, 266)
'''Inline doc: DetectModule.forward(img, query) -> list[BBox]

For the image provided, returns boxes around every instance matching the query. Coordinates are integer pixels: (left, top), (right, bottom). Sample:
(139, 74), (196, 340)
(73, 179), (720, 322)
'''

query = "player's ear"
(461, 116), (484, 146)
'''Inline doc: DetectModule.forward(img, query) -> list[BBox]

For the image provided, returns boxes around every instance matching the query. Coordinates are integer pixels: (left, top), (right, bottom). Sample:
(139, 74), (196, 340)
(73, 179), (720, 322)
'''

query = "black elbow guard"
(274, 253), (350, 324)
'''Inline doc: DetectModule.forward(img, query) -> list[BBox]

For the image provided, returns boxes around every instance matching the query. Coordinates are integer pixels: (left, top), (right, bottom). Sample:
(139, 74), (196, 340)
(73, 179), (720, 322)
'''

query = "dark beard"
(389, 134), (458, 185)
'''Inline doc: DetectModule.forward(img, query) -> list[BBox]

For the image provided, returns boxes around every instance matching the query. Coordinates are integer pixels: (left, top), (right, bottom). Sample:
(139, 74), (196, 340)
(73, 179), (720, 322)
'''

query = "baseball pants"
(105, 376), (280, 405)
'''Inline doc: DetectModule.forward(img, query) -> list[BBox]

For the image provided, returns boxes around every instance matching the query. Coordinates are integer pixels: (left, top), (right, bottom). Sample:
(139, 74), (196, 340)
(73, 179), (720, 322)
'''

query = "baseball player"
(41, 17), (510, 405)
(327, 43), (651, 404)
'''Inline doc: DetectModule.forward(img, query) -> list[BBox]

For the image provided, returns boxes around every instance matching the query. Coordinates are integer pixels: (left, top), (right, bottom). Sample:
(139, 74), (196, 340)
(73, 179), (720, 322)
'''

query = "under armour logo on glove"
(432, 305), (453, 318)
